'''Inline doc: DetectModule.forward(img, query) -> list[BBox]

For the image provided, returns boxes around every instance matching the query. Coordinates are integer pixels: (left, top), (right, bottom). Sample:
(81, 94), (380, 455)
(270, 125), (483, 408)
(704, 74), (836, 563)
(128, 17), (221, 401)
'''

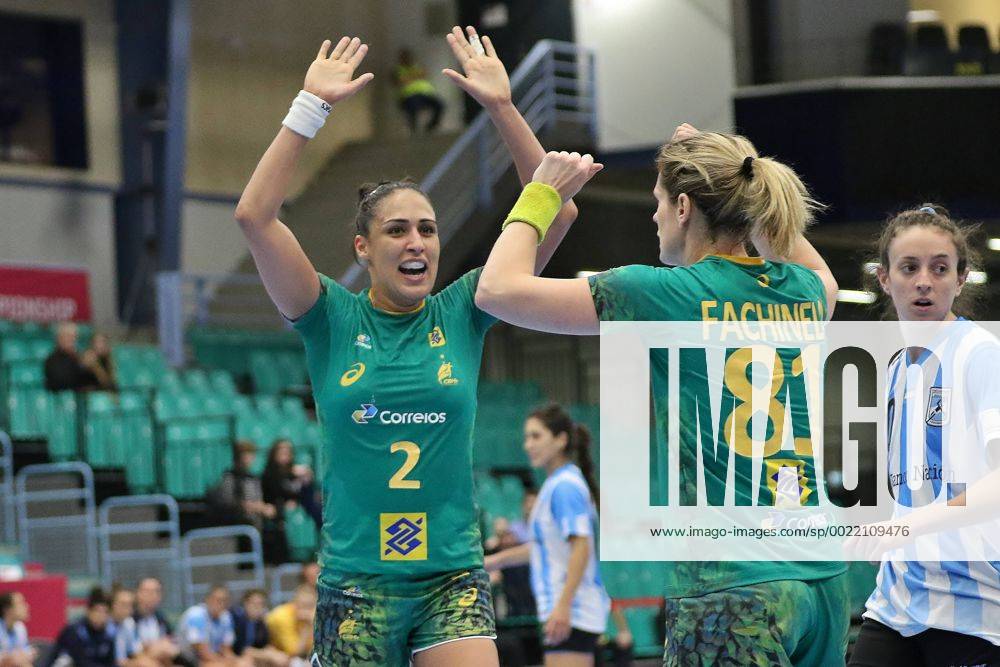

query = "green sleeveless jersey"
(588, 255), (846, 597)
(292, 269), (496, 577)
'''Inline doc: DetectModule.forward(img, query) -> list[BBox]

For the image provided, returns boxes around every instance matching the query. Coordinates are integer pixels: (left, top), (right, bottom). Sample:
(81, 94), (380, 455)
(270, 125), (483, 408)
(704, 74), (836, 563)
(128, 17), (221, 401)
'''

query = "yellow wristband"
(502, 182), (562, 245)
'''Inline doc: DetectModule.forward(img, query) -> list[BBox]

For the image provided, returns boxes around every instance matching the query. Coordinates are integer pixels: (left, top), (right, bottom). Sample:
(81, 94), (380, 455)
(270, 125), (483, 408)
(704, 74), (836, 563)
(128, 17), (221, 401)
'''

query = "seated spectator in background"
(264, 586), (315, 661)
(298, 562), (319, 590)
(44, 322), (99, 392)
(231, 590), (287, 667)
(177, 586), (244, 667)
(108, 587), (148, 667)
(132, 578), (178, 665)
(485, 517), (536, 619)
(394, 48), (444, 134)
(44, 587), (116, 667)
(262, 438), (323, 546)
(81, 332), (117, 391)
(208, 441), (277, 547)
(0, 592), (36, 667)
(509, 489), (537, 544)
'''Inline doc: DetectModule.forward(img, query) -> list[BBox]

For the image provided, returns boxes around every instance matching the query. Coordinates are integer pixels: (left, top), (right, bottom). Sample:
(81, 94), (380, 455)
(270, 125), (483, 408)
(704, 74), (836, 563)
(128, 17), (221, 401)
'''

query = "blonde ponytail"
(656, 132), (822, 257)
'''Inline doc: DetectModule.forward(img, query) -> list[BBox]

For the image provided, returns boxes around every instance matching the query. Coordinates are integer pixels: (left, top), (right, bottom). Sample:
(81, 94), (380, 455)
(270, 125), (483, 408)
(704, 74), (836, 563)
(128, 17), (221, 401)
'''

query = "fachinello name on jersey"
(351, 403), (447, 425)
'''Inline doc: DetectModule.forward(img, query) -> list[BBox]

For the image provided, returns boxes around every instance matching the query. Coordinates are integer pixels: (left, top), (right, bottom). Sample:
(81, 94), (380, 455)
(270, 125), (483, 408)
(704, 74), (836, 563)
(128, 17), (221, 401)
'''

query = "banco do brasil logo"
(351, 403), (447, 425)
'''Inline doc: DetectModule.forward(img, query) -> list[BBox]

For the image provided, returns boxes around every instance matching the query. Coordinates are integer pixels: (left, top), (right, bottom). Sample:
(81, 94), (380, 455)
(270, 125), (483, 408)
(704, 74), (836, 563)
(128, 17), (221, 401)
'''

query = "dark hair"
(864, 203), (982, 320)
(232, 440), (258, 467)
(0, 592), (13, 617)
(87, 587), (110, 609)
(206, 584), (229, 599)
(242, 589), (268, 604)
(353, 179), (430, 263)
(528, 404), (599, 507)
(264, 438), (294, 477)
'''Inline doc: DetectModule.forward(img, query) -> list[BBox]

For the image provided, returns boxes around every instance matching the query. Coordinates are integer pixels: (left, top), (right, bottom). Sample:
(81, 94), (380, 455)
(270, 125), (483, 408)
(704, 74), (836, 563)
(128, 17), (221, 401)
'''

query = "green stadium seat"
(0, 339), (30, 362)
(46, 391), (79, 461)
(209, 369), (238, 396)
(286, 506), (318, 561)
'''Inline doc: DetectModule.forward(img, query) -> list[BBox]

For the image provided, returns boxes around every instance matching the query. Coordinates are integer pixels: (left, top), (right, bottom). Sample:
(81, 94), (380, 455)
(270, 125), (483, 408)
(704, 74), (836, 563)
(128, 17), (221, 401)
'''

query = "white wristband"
(282, 90), (332, 139)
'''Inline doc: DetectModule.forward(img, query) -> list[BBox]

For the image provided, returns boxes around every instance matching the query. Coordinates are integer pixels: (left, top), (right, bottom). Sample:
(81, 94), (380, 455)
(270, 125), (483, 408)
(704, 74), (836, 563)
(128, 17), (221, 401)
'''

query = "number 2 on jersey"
(389, 441), (421, 489)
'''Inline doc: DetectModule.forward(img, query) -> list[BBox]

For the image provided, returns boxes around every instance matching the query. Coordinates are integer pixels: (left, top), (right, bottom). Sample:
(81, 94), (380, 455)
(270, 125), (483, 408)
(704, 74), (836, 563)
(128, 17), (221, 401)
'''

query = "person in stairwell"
(395, 48), (444, 134)
(235, 26), (581, 666)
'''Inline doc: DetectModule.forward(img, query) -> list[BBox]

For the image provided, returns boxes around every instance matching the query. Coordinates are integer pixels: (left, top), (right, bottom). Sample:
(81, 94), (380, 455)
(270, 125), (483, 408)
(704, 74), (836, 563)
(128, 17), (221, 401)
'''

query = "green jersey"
(292, 269), (496, 577)
(588, 255), (846, 597)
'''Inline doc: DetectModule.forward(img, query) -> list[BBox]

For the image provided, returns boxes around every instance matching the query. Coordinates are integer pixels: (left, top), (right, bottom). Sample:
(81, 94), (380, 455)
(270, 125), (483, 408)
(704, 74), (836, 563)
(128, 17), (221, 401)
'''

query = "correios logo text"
(351, 403), (447, 425)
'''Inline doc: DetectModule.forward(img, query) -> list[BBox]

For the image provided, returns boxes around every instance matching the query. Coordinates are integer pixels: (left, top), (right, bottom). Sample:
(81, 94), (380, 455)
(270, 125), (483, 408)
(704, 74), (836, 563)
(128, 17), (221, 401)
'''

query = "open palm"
(442, 25), (511, 109)
(303, 36), (374, 105)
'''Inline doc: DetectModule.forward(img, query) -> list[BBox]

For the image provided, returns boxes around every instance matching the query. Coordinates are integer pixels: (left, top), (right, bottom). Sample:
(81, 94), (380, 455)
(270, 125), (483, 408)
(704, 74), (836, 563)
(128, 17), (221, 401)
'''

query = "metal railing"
(156, 40), (595, 366)
(15, 462), (98, 576)
(180, 525), (265, 609)
(99, 495), (183, 611)
(0, 431), (14, 543)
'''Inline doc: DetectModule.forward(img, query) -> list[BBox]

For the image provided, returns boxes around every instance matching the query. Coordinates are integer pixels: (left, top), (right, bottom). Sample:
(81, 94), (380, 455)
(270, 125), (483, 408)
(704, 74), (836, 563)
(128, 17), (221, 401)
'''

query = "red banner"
(0, 264), (91, 322)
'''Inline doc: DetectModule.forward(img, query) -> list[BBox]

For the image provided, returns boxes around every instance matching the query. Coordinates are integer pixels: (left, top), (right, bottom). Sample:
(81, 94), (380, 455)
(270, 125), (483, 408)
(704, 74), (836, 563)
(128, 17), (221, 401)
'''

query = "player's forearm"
(485, 542), (531, 571)
(476, 224), (539, 312)
(486, 101), (578, 273)
(235, 127), (310, 231)
(555, 536), (590, 609)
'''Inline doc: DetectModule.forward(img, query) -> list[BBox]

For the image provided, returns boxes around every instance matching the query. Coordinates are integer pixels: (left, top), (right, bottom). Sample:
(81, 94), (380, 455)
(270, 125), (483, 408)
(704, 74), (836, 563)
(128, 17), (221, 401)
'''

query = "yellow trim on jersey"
(703, 253), (766, 266)
(367, 289), (427, 315)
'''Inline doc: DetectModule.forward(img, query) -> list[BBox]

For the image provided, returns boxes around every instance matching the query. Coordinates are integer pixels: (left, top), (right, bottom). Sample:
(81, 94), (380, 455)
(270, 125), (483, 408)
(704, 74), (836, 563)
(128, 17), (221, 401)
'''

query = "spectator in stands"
(132, 578), (178, 665)
(108, 587), (148, 667)
(230, 590), (287, 667)
(177, 585), (244, 667)
(44, 587), (116, 667)
(260, 439), (314, 563)
(298, 562), (319, 590)
(209, 441), (278, 551)
(44, 322), (99, 392)
(0, 592), (36, 667)
(509, 488), (537, 544)
(394, 48), (444, 134)
(264, 585), (315, 661)
(81, 332), (117, 392)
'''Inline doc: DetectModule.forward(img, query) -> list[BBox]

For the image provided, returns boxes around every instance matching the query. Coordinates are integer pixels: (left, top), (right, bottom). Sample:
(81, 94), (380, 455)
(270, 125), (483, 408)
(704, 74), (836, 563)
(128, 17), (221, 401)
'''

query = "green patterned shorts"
(313, 568), (496, 666)
(662, 573), (850, 667)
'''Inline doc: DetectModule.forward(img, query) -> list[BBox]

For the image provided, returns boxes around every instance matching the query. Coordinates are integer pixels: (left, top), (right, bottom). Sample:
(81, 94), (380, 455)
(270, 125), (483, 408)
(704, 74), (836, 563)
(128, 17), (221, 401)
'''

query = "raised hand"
(670, 122), (699, 143)
(304, 37), (374, 105)
(442, 25), (512, 110)
(532, 151), (603, 203)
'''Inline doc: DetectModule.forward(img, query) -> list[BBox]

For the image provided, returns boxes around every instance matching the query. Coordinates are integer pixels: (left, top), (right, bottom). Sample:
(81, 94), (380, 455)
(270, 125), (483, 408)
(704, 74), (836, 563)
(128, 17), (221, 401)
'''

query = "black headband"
(741, 156), (755, 179)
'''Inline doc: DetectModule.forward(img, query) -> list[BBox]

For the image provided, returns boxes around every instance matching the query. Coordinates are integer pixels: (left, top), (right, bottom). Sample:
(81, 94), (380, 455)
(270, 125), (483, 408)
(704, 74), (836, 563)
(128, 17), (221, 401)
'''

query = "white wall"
(572, 0), (736, 151)
(0, 184), (117, 328)
(181, 198), (250, 277)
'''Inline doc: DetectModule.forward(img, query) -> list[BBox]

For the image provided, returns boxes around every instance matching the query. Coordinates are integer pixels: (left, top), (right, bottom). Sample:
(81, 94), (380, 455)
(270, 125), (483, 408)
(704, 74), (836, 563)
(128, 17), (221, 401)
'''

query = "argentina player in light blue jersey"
(848, 205), (1000, 666)
(486, 405), (609, 666)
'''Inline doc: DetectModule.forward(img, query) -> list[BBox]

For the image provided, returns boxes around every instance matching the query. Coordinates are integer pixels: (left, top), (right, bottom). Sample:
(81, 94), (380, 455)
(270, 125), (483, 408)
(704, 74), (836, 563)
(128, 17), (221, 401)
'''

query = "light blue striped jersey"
(0, 620), (28, 653)
(529, 463), (610, 634)
(177, 604), (235, 654)
(865, 319), (1000, 645)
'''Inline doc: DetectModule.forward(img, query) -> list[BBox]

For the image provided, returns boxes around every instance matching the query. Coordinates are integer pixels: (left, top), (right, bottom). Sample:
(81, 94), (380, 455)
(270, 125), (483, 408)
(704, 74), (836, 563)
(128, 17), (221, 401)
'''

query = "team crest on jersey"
(428, 326), (446, 347)
(925, 387), (951, 426)
(437, 360), (459, 385)
(355, 333), (373, 350)
(337, 618), (359, 640)
(340, 362), (365, 387)
(765, 458), (813, 506)
(380, 513), (427, 560)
